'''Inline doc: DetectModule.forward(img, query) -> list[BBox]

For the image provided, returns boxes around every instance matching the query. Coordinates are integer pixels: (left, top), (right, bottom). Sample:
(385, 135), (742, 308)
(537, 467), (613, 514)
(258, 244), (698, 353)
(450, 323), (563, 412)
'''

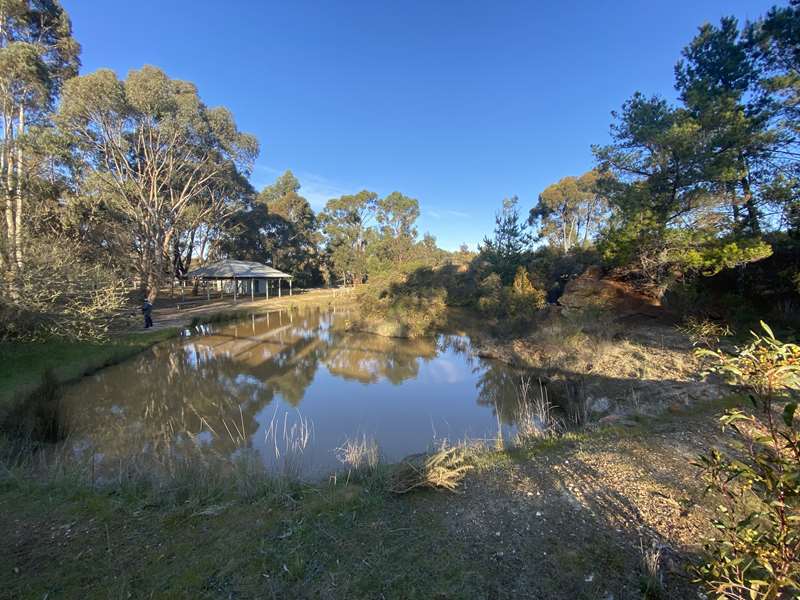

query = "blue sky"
(63, 0), (773, 250)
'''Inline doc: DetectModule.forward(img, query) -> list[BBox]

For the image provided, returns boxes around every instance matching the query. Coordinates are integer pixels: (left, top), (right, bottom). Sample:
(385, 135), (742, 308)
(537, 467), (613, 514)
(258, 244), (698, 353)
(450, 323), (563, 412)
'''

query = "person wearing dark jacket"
(142, 299), (154, 329)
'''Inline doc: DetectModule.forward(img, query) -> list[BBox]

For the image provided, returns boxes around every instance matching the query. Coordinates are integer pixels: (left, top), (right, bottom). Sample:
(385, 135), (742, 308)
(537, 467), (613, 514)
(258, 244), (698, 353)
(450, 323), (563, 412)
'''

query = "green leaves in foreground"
(693, 322), (800, 599)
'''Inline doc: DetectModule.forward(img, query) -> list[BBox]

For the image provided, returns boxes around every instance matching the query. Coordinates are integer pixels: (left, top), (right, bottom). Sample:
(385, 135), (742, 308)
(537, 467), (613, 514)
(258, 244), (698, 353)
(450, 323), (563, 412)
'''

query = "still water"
(62, 307), (524, 476)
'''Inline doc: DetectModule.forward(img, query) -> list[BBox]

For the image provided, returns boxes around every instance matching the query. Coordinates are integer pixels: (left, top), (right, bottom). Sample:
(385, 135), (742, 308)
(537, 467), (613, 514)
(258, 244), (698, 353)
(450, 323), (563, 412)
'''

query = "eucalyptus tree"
(375, 191), (419, 262)
(529, 170), (609, 252)
(172, 157), (254, 278)
(58, 66), (258, 300)
(319, 190), (378, 285)
(0, 0), (79, 278)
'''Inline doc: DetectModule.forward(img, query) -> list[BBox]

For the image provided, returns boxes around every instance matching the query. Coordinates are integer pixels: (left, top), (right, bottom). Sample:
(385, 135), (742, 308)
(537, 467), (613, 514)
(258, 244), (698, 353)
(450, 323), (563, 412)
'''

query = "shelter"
(186, 259), (293, 301)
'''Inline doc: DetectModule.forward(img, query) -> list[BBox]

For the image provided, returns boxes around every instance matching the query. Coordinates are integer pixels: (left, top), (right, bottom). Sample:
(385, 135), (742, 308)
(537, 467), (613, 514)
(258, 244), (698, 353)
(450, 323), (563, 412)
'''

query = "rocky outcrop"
(558, 266), (662, 318)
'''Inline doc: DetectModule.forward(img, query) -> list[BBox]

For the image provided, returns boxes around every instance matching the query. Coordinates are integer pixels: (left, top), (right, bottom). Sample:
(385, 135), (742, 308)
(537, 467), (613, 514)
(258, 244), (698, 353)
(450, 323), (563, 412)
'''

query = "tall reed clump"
(390, 444), (473, 494)
(693, 321), (800, 599)
(514, 377), (563, 445)
(264, 409), (313, 481)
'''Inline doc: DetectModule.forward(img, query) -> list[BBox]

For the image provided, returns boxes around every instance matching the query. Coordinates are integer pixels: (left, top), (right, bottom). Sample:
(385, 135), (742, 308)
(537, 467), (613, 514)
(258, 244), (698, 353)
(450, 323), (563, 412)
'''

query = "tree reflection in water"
(61, 306), (525, 475)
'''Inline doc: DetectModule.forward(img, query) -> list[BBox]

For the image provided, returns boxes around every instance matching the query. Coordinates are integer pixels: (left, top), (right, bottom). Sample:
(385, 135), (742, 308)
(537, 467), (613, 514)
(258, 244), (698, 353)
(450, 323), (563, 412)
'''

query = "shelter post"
(266, 279), (269, 300)
(278, 279), (282, 298)
(250, 278), (254, 302)
(233, 275), (237, 302)
(289, 279), (292, 296)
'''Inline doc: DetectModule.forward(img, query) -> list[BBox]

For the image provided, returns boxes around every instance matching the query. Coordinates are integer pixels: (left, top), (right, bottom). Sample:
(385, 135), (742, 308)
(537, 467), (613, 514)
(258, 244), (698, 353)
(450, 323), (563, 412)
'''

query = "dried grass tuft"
(336, 434), (379, 471)
(390, 445), (472, 494)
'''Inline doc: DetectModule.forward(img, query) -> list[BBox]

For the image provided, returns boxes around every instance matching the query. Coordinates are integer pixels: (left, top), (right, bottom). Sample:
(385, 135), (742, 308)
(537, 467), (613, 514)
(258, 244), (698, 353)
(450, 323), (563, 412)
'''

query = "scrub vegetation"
(1, 1), (800, 599)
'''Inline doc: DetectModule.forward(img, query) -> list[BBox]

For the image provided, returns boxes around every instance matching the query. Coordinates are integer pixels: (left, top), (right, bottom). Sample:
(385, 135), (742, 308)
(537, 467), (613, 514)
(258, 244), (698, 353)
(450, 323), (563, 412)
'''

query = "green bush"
(477, 273), (502, 315)
(353, 268), (449, 337)
(476, 268), (546, 328)
(693, 322), (800, 599)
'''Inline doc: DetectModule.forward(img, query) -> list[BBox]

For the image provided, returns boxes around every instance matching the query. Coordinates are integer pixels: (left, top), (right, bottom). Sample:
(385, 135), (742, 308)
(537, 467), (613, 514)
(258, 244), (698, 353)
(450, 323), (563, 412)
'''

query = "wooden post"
(250, 278), (254, 302)
(278, 278), (282, 298)
(206, 280), (210, 301)
(289, 279), (292, 296)
(233, 276), (237, 302)
(266, 278), (269, 300)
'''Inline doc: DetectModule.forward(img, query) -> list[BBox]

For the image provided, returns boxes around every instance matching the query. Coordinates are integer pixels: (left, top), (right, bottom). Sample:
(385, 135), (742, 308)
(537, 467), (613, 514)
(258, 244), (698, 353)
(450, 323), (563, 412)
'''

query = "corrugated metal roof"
(186, 259), (292, 279)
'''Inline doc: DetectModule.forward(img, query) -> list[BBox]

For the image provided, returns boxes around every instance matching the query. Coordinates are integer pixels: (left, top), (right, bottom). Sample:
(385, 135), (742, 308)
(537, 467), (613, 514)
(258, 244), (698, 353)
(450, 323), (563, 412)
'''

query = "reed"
(336, 433), (380, 472)
(513, 377), (563, 445)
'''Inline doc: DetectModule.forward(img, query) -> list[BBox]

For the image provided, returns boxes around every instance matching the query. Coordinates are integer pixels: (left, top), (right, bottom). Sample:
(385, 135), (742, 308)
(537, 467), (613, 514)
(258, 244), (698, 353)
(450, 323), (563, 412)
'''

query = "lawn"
(0, 328), (178, 418)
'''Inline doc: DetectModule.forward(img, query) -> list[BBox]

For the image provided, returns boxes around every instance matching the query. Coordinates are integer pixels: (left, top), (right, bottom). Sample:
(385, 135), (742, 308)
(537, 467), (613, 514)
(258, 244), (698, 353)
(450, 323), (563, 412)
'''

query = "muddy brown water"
(61, 306), (528, 477)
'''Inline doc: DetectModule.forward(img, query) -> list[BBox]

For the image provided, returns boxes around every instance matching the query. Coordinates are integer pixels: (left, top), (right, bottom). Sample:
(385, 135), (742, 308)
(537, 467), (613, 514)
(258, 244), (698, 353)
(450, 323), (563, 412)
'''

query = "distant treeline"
(0, 2), (798, 340)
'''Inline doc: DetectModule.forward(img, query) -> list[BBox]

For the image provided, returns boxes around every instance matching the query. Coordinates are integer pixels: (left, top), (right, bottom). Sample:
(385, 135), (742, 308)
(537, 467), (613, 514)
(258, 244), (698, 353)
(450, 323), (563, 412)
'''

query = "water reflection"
(62, 307), (526, 475)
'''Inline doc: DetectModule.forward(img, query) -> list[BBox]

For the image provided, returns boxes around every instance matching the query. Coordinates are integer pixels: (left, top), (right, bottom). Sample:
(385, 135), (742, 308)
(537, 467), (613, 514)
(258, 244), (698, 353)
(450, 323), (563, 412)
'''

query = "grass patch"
(0, 327), (178, 420)
(0, 465), (478, 599)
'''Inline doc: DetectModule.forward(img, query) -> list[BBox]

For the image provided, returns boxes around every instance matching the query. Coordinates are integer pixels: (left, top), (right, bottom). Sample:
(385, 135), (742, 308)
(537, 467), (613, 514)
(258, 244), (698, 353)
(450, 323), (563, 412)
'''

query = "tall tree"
(593, 93), (713, 229)
(319, 190), (377, 285)
(58, 66), (258, 301)
(676, 16), (777, 235)
(257, 170), (321, 286)
(375, 191), (419, 262)
(0, 0), (80, 279)
(529, 170), (609, 252)
(747, 2), (800, 232)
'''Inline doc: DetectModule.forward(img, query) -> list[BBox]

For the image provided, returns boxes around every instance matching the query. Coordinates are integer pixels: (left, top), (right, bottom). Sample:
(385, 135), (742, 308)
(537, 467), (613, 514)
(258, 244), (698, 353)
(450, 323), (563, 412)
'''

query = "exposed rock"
(558, 267), (662, 318)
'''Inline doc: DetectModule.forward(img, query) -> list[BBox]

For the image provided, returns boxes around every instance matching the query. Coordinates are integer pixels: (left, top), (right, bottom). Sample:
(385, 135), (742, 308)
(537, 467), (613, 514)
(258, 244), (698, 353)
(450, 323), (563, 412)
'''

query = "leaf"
(783, 402), (797, 428)
(759, 321), (775, 340)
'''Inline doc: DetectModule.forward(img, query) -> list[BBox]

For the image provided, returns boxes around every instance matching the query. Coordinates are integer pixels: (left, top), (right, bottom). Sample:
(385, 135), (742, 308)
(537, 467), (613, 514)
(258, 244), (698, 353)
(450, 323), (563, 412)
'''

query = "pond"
(61, 306), (529, 477)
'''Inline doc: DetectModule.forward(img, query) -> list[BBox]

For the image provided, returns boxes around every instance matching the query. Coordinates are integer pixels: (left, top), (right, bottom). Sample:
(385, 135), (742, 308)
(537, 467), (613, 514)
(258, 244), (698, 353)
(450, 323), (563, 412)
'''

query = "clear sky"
(63, 0), (773, 250)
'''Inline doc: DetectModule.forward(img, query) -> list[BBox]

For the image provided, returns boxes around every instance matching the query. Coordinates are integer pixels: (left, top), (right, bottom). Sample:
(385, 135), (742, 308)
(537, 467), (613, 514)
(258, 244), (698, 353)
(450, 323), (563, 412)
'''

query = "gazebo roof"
(186, 259), (292, 279)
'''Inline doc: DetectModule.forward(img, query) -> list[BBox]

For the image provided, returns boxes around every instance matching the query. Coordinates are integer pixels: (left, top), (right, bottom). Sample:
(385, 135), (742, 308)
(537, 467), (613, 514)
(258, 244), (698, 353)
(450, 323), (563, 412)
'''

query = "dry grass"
(514, 377), (563, 444)
(639, 540), (664, 599)
(336, 434), (380, 472)
(390, 445), (473, 494)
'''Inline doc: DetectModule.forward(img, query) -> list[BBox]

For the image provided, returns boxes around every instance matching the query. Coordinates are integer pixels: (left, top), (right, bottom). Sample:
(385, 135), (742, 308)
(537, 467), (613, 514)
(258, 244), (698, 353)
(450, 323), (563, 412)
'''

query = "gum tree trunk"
(14, 104), (23, 269)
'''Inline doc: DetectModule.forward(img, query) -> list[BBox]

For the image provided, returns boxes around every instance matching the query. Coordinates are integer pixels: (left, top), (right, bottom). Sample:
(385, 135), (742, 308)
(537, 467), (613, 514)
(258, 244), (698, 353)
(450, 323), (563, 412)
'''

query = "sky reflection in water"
(62, 307), (523, 475)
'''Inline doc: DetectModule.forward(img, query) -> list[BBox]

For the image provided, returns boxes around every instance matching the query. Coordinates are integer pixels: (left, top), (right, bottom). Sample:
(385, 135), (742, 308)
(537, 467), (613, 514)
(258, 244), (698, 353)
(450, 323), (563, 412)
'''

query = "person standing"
(142, 298), (154, 329)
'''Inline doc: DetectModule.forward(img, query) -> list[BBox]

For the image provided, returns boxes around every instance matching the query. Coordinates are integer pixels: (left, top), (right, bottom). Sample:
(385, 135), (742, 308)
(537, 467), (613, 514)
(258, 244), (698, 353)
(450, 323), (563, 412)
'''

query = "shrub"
(0, 239), (129, 341)
(477, 272), (502, 316)
(507, 267), (546, 322)
(693, 322), (800, 599)
(353, 268), (448, 337)
(677, 316), (733, 348)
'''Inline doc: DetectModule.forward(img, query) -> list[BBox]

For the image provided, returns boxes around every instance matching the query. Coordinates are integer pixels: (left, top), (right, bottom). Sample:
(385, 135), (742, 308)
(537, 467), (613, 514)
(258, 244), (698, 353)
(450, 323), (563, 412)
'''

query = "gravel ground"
(438, 410), (737, 600)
